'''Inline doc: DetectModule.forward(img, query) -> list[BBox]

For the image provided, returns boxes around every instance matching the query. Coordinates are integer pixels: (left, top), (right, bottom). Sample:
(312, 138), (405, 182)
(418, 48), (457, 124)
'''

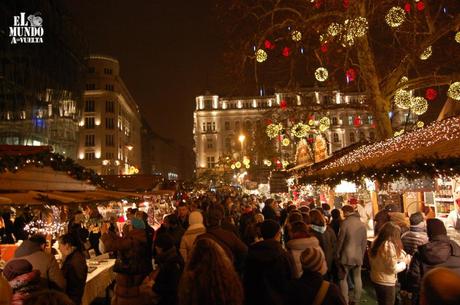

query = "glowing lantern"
(256, 49), (267, 63)
(282, 47), (291, 57)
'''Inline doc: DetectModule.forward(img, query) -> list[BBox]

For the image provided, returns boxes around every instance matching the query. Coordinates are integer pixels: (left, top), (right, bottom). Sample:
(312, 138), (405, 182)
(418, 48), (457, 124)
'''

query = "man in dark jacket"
(197, 204), (247, 272)
(262, 199), (278, 222)
(152, 233), (184, 305)
(407, 218), (460, 304)
(401, 212), (428, 255)
(244, 219), (296, 305)
(286, 247), (346, 305)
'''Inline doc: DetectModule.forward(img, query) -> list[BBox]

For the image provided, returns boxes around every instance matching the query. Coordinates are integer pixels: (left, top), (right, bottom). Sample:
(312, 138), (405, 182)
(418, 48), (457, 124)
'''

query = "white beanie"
(188, 211), (204, 226)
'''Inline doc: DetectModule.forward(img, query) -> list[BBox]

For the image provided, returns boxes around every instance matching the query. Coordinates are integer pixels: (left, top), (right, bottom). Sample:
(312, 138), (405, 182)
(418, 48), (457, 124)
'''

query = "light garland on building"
(291, 123), (310, 138)
(315, 67), (329, 82)
(411, 97), (428, 115)
(291, 30), (302, 42)
(24, 219), (66, 238)
(420, 46), (432, 60)
(385, 7), (406, 28)
(266, 123), (283, 139)
(447, 82), (460, 101)
(296, 116), (460, 186)
(256, 49), (268, 63)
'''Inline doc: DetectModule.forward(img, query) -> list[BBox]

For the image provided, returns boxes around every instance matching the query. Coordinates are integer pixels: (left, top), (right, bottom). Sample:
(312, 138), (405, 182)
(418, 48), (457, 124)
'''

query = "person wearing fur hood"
(180, 211), (206, 262)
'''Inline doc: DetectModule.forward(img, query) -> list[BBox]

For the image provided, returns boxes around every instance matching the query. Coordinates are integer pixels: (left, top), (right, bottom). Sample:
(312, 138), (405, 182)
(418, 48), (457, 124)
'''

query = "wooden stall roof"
(297, 115), (460, 181)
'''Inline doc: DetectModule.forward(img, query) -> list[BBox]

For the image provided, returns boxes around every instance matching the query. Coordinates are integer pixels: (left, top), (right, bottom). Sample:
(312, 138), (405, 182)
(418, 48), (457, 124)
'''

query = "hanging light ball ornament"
(291, 30), (302, 42)
(385, 7), (406, 28)
(291, 123), (310, 138)
(416, 121), (425, 128)
(327, 22), (342, 37)
(315, 67), (329, 82)
(266, 123), (283, 139)
(235, 161), (241, 169)
(230, 164), (236, 170)
(419, 46), (432, 60)
(282, 138), (291, 146)
(411, 97), (428, 115)
(447, 82), (460, 101)
(264, 160), (272, 167)
(456, 32), (460, 44)
(319, 117), (331, 127)
(394, 89), (412, 109)
(318, 124), (329, 132)
(255, 49), (267, 63)
(347, 17), (369, 38)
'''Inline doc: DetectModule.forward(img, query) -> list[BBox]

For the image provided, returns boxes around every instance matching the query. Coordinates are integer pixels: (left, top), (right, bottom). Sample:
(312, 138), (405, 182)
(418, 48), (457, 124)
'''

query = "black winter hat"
(427, 218), (447, 238)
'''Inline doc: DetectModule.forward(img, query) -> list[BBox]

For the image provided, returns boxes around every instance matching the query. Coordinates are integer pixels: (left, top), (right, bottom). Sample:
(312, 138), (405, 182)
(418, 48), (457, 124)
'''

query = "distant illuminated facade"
(77, 55), (142, 175)
(193, 89), (413, 174)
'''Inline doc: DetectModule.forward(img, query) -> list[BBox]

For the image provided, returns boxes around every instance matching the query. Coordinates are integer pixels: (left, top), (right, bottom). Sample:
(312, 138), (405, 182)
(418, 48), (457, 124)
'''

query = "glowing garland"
(291, 123), (310, 138)
(319, 117), (331, 127)
(456, 32), (460, 44)
(385, 7), (406, 28)
(24, 219), (66, 238)
(327, 22), (342, 37)
(266, 123), (283, 139)
(315, 67), (329, 82)
(256, 49), (267, 63)
(447, 82), (460, 101)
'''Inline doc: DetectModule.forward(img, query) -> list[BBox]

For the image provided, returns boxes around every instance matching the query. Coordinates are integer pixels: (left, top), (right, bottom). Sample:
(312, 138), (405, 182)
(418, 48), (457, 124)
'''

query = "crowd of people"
(1, 193), (460, 305)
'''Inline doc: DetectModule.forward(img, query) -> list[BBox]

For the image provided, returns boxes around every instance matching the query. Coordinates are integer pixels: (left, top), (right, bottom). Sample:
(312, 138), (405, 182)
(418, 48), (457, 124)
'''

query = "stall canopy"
(295, 115), (460, 186)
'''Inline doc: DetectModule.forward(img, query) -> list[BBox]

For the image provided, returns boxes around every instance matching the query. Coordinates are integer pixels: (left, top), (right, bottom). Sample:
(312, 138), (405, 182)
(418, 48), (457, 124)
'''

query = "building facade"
(0, 0), (87, 158)
(77, 55), (142, 175)
(193, 89), (413, 175)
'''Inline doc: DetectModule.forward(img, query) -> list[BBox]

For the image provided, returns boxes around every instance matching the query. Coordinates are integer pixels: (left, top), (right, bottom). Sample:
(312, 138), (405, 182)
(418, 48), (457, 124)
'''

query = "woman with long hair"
(178, 238), (243, 305)
(369, 222), (411, 305)
(58, 233), (88, 305)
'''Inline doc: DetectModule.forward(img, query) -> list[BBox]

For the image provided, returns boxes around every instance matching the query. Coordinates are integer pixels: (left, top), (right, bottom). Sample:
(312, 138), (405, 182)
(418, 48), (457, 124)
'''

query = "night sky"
(66, 0), (227, 152)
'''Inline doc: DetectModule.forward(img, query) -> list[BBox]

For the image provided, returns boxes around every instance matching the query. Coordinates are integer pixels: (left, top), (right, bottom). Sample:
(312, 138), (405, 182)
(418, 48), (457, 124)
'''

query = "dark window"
(85, 100), (95, 112)
(86, 83), (96, 90)
(85, 117), (95, 129)
(332, 117), (338, 125)
(235, 121), (240, 130)
(88, 67), (95, 73)
(206, 122), (212, 131)
(105, 152), (114, 159)
(207, 156), (215, 168)
(225, 121), (231, 130)
(206, 138), (213, 149)
(85, 152), (95, 160)
(350, 132), (356, 143)
(333, 133), (339, 143)
(104, 68), (113, 75)
(105, 117), (114, 129)
(106, 101), (114, 113)
(202, 122), (206, 132)
(105, 84), (114, 91)
(212, 122), (216, 131)
(85, 135), (95, 146)
(106, 134), (115, 146)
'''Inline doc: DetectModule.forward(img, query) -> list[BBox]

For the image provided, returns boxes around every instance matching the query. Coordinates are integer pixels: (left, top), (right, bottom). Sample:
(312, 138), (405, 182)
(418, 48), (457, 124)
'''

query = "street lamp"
(238, 134), (246, 152)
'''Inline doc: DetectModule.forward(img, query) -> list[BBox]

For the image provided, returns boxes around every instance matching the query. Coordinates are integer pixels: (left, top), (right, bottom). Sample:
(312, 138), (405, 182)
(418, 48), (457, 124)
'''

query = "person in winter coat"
(286, 221), (326, 279)
(262, 199), (278, 222)
(401, 212), (428, 255)
(0, 215), (15, 244)
(369, 222), (411, 305)
(242, 213), (264, 246)
(336, 205), (367, 305)
(178, 238), (243, 305)
(407, 218), (460, 304)
(330, 209), (342, 237)
(58, 233), (88, 305)
(12, 235), (65, 291)
(152, 233), (184, 305)
(244, 219), (296, 305)
(196, 204), (247, 273)
(100, 217), (150, 305)
(374, 204), (400, 235)
(286, 247), (346, 305)
(180, 211), (206, 262)
(3, 259), (42, 305)
(310, 210), (337, 280)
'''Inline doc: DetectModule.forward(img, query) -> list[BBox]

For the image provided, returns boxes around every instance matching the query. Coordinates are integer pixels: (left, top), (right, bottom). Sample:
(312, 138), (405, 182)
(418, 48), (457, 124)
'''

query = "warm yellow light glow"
(238, 135), (246, 143)
(385, 7), (406, 28)
(256, 49), (267, 63)
(291, 30), (302, 42)
(126, 145), (133, 151)
(315, 67), (328, 82)
(448, 82), (460, 101)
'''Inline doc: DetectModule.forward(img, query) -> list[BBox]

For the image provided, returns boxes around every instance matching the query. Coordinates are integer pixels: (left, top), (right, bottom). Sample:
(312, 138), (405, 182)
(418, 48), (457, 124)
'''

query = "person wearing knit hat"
(300, 247), (328, 275)
(407, 217), (460, 305)
(286, 248), (346, 305)
(3, 259), (41, 305)
(180, 211), (206, 262)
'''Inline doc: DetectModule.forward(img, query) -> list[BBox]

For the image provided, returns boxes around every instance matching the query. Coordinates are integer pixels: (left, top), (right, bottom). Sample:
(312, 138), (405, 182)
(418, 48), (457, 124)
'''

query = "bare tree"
(218, 0), (460, 139)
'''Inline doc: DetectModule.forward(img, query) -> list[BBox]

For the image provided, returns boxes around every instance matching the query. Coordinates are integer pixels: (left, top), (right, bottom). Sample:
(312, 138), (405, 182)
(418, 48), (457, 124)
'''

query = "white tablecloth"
(82, 258), (116, 305)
